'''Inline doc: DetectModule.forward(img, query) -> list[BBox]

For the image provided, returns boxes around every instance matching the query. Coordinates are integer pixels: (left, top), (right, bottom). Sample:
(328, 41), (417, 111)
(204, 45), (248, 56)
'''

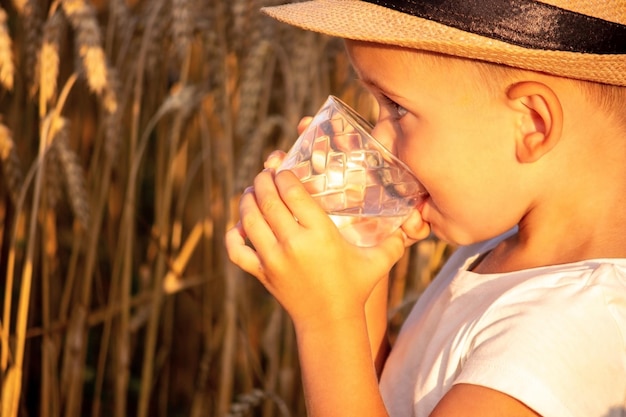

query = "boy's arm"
(294, 310), (390, 417)
(291, 260), (391, 417)
(226, 169), (406, 417)
(431, 384), (541, 417)
(366, 276), (391, 376)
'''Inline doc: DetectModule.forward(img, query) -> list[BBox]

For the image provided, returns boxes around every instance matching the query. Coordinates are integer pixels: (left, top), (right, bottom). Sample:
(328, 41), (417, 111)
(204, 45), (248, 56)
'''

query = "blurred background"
(0, 0), (450, 415)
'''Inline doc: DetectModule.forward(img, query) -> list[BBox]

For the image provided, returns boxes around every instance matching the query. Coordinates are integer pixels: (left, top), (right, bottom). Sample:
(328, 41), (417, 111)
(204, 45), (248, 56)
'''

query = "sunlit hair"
(577, 81), (626, 129)
(470, 58), (626, 130)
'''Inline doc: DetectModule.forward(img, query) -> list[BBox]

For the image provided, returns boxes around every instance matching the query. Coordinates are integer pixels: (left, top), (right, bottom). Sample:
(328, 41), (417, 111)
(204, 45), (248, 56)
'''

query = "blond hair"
(471, 59), (626, 130)
(578, 81), (626, 129)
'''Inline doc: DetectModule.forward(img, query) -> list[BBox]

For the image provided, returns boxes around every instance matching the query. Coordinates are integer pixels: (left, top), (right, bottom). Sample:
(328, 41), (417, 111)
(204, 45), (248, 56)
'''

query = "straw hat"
(262, 0), (626, 86)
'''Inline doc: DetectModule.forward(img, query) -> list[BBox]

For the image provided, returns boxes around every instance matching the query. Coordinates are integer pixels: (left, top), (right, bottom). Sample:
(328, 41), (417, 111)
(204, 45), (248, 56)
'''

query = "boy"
(226, 1), (626, 416)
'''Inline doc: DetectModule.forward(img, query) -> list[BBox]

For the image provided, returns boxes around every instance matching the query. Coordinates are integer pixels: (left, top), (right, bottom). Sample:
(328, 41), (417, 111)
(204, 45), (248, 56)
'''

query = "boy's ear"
(506, 81), (563, 163)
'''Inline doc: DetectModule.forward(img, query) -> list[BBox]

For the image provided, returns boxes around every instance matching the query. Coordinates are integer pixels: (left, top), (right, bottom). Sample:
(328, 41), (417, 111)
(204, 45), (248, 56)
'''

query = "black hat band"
(364, 0), (626, 54)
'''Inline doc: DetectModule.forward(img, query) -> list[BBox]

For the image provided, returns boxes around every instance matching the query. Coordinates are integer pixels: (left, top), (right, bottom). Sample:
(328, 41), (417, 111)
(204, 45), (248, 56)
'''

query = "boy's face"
(345, 40), (533, 245)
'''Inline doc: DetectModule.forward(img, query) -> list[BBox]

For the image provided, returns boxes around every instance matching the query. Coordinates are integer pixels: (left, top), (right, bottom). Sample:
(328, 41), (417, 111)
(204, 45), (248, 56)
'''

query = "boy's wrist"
(292, 306), (368, 336)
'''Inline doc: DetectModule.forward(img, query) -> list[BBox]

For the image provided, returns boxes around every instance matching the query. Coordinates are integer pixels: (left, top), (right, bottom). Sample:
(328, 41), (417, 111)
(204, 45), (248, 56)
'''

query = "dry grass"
(0, 1), (449, 416)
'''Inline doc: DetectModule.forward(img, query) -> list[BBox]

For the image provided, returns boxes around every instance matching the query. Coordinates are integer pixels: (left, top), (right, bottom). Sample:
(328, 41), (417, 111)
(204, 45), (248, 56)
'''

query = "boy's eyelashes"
(378, 93), (409, 120)
(354, 78), (409, 120)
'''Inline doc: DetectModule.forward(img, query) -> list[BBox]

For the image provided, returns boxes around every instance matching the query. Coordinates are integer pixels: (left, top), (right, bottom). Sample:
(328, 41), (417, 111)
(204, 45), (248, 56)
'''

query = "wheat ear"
(0, 7), (14, 91)
(103, 68), (122, 161)
(141, 0), (170, 75)
(61, 0), (120, 114)
(234, 115), (289, 191)
(171, 0), (193, 60)
(62, 0), (108, 95)
(226, 389), (291, 417)
(235, 39), (272, 140)
(43, 134), (64, 210)
(0, 123), (23, 205)
(39, 10), (65, 104)
(109, 0), (131, 34)
(12, 0), (42, 92)
(48, 116), (90, 230)
(230, 0), (254, 53)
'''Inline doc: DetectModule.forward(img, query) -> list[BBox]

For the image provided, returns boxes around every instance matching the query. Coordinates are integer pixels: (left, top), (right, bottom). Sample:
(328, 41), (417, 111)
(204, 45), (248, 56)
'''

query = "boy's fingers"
(238, 186), (282, 252)
(264, 150), (286, 170)
(368, 228), (409, 267)
(297, 116), (313, 134)
(401, 209), (431, 242)
(225, 223), (266, 280)
(252, 170), (303, 240)
(273, 170), (332, 230)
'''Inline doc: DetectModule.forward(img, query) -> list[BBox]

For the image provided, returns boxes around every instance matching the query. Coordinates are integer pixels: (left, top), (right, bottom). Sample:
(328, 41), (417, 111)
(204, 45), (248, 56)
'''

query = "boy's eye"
(393, 102), (409, 118)
(381, 94), (409, 120)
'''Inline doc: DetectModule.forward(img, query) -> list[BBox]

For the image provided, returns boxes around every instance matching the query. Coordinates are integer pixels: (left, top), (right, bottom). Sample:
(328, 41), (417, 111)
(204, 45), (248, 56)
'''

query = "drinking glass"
(278, 95), (426, 247)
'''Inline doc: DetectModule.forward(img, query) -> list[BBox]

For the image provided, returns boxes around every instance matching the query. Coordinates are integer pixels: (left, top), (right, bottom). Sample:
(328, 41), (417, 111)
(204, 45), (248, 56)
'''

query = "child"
(225, 1), (626, 416)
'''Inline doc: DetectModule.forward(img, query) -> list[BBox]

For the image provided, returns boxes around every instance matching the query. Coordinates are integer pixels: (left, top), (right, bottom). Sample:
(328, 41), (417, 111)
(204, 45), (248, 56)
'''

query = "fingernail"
(264, 156), (279, 168)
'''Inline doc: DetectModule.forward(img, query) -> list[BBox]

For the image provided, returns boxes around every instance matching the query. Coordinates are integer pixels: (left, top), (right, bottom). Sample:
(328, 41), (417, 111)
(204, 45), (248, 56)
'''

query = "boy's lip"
(416, 192), (430, 212)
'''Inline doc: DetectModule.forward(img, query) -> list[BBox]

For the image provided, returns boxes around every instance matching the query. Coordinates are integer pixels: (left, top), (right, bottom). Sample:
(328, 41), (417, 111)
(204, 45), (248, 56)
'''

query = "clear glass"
(278, 95), (426, 247)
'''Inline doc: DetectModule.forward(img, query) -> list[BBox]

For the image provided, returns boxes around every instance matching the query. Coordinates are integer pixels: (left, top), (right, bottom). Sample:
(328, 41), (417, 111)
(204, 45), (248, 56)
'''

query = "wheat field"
(0, 1), (449, 416)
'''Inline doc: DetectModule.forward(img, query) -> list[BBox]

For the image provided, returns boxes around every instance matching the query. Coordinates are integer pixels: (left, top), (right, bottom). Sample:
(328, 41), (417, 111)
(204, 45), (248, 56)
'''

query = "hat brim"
(262, 0), (626, 86)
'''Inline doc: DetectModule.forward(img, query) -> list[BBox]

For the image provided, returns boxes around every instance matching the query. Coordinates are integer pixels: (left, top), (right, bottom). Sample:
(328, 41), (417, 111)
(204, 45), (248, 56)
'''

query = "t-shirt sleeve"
(454, 272), (626, 417)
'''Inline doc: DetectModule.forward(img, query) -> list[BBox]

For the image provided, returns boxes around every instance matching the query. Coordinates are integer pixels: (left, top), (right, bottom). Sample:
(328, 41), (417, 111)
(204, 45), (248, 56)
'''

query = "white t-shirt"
(380, 235), (626, 417)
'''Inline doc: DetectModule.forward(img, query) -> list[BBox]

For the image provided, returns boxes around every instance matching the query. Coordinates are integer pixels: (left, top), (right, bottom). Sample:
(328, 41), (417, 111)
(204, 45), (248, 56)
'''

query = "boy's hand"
(226, 167), (410, 328)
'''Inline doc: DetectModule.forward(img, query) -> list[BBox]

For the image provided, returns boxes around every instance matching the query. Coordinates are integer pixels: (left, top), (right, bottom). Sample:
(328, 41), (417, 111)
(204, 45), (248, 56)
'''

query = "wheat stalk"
(113, 4), (167, 413)
(188, 98), (218, 417)
(4, 75), (76, 417)
(0, 7), (14, 91)
(162, 219), (211, 294)
(204, 2), (244, 414)
(0, 122), (20, 380)
(136, 81), (204, 416)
